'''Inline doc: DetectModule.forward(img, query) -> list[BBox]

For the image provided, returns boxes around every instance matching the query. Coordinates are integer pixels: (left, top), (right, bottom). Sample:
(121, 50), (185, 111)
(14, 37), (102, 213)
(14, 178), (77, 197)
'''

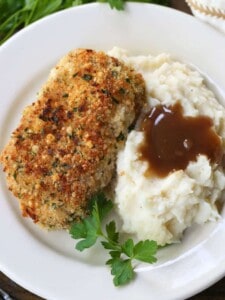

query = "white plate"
(1, 3), (225, 300)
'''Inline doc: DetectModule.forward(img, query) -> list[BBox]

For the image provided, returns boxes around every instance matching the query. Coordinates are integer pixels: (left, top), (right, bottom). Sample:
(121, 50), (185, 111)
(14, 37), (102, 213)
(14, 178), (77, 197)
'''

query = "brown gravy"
(139, 103), (223, 177)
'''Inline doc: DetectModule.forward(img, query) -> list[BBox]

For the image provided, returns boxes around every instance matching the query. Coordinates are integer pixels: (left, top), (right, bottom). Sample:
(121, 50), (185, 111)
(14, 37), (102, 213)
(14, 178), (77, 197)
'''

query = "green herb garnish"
(82, 74), (93, 81)
(116, 131), (125, 141)
(0, 0), (169, 45)
(70, 192), (158, 286)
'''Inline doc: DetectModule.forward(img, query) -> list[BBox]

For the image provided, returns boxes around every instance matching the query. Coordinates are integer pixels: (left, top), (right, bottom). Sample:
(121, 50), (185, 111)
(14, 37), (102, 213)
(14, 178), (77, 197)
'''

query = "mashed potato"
(109, 47), (225, 246)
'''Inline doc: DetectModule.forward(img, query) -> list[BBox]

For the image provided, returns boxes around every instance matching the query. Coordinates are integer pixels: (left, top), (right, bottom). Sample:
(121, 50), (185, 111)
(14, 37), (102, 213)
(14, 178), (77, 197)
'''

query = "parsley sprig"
(0, 0), (169, 45)
(70, 193), (158, 286)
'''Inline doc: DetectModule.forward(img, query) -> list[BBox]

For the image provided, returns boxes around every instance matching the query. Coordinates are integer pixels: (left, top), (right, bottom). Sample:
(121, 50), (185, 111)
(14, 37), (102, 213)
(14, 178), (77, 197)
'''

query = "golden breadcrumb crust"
(0, 49), (146, 229)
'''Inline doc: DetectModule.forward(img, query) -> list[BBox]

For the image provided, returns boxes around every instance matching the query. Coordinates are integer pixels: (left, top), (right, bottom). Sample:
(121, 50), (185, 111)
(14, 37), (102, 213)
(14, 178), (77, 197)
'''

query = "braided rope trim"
(186, 0), (225, 20)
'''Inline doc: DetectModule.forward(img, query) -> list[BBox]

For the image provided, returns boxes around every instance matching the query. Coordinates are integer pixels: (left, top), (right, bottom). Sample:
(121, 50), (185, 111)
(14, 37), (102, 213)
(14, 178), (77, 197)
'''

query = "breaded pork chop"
(0, 49), (146, 229)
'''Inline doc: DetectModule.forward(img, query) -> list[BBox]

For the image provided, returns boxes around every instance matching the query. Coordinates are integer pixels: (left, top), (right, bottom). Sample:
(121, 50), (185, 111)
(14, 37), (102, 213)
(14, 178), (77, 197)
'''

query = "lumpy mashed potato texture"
(109, 47), (225, 246)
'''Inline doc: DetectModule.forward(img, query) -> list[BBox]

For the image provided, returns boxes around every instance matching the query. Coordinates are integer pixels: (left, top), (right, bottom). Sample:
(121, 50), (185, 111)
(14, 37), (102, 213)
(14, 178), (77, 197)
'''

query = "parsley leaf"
(70, 192), (158, 286)
(110, 258), (134, 286)
(106, 221), (119, 243)
(133, 240), (158, 263)
(70, 221), (87, 239)
(122, 238), (134, 257)
(91, 192), (113, 221)
(107, 0), (124, 10)
(71, 211), (100, 251)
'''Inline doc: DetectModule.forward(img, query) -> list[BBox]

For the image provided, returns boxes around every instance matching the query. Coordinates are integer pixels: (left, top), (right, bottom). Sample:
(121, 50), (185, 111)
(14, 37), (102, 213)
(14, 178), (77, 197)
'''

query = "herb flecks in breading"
(0, 49), (146, 229)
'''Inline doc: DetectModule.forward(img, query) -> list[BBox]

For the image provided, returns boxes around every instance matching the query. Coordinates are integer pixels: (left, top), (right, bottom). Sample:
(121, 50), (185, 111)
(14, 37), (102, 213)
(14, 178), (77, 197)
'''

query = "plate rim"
(1, 3), (225, 300)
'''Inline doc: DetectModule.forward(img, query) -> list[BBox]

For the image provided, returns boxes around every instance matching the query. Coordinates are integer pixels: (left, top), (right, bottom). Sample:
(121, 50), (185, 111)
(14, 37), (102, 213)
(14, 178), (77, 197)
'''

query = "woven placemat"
(186, 0), (225, 33)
